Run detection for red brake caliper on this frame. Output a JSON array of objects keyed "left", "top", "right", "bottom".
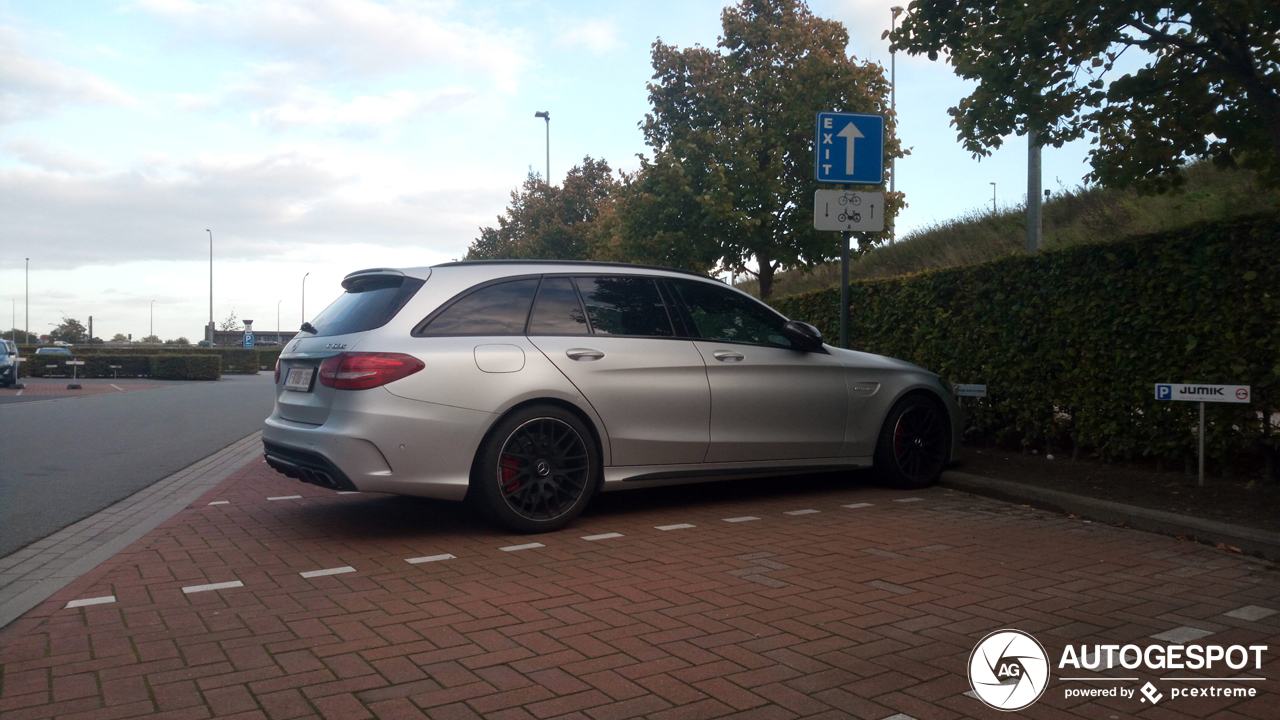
[{"left": 500, "top": 454, "right": 521, "bottom": 492}]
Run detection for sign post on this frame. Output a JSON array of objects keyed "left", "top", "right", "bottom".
[
  {"left": 66, "top": 359, "right": 85, "bottom": 390},
  {"left": 1154, "top": 383, "right": 1251, "bottom": 487},
  {"left": 815, "top": 111, "right": 886, "bottom": 350},
  {"left": 243, "top": 319, "right": 255, "bottom": 350}
]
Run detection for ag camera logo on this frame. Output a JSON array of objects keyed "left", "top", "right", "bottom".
[{"left": 969, "top": 630, "right": 1050, "bottom": 711}]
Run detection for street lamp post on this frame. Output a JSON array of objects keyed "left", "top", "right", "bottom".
[
  {"left": 206, "top": 229, "right": 214, "bottom": 343},
  {"left": 302, "top": 272, "right": 310, "bottom": 325},
  {"left": 534, "top": 111, "right": 550, "bottom": 183},
  {"left": 150, "top": 300, "right": 155, "bottom": 341},
  {"left": 990, "top": 182, "right": 997, "bottom": 213},
  {"left": 277, "top": 300, "right": 282, "bottom": 342},
  {"left": 24, "top": 258, "right": 29, "bottom": 346},
  {"left": 889, "top": 6, "right": 903, "bottom": 244}
]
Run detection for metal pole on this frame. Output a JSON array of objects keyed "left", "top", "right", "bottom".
[
  {"left": 1026, "top": 132, "right": 1042, "bottom": 254},
  {"left": 150, "top": 300, "right": 154, "bottom": 341},
  {"left": 990, "top": 182, "right": 996, "bottom": 213},
  {"left": 545, "top": 117, "right": 550, "bottom": 184},
  {"left": 277, "top": 300, "right": 281, "bottom": 341},
  {"left": 302, "top": 272, "right": 310, "bottom": 324},
  {"left": 206, "top": 229, "right": 213, "bottom": 341},
  {"left": 840, "top": 230, "right": 850, "bottom": 349},
  {"left": 889, "top": 7, "right": 901, "bottom": 244},
  {"left": 1198, "top": 401, "right": 1205, "bottom": 487},
  {"left": 25, "top": 258, "right": 29, "bottom": 346}
]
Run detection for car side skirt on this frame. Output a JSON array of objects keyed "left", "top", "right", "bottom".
[{"left": 602, "top": 456, "right": 873, "bottom": 490}]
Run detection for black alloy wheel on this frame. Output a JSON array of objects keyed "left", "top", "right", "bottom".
[
  {"left": 874, "top": 395, "right": 950, "bottom": 488},
  {"left": 472, "top": 405, "right": 599, "bottom": 533}
]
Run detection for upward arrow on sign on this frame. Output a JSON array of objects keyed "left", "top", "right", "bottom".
[{"left": 836, "top": 122, "right": 863, "bottom": 175}]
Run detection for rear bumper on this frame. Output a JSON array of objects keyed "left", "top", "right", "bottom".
[{"left": 263, "top": 442, "right": 358, "bottom": 491}]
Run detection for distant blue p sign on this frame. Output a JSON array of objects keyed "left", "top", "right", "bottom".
[
  {"left": 814, "top": 111, "right": 885, "bottom": 185},
  {"left": 1156, "top": 384, "right": 1172, "bottom": 400}
]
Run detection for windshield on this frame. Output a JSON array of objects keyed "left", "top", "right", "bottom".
[{"left": 307, "top": 276, "right": 424, "bottom": 338}]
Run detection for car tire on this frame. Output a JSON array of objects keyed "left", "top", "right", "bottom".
[
  {"left": 470, "top": 404, "right": 600, "bottom": 534},
  {"left": 873, "top": 393, "right": 951, "bottom": 489}
]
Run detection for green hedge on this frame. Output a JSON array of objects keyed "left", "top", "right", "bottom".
[
  {"left": 18, "top": 354, "right": 221, "bottom": 381},
  {"left": 771, "top": 212, "right": 1280, "bottom": 469},
  {"left": 30, "top": 346, "right": 260, "bottom": 374}
]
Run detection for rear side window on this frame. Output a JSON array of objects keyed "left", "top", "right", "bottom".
[
  {"left": 576, "top": 276, "right": 674, "bottom": 337},
  {"left": 527, "top": 277, "right": 589, "bottom": 335},
  {"left": 308, "top": 276, "right": 425, "bottom": 338},
  {"left": 417, "top": 278, "right": 538, "bottom": 336},
  {"left": 671, "top": 280, "right": 793, "bottom": 348}
]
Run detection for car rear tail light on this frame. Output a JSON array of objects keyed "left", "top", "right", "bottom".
[
  {"left": 318, "top": 352, "right": 424, "bottom": 390},
  {"left": 274, "top": 357, "right": 281, "bottom": 384}
]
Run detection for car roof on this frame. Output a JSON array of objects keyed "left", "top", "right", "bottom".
[{"left": 342, "top": 261, "right": 718, "bottom": 285}]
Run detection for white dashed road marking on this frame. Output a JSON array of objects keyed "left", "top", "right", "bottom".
[
  {"left": 1151, "top": 626, "right": 1214, "bottom": 643},
  {"left": 405, "top": 554, "right": 456, "bottom": 564},
  {"left": 300, "top": 566, "right": 356, "bottom": 578},
  {"left": 655, "top": 524, "right": 695, "bottom": 531},
  {"left": 893, "top": 497, "right": 923, "bottom": 503},
  {"left": 582, "top": 533, "right": 624, "bottom": 541},
  {"left": 843, "top": 503, "right": 874, "bottom": 509},
  {"left": 1224, "top": 605, "right": 1277, "bottom": 621},
  {"left": 182, "top": 581, "right": 244, "bottom": 594},
  {"left": 208, "top": 501, "right": 229, "bottom": 505},
  {"left": 268, "top": 495, "right": 302, "bottom": 501},
  {"left": 723, "top": 516, "right": 760, "bottom": 523},
  {"left": 110, "top": 384, "right": 123, "bottom": 391},
  {"left": 500, "top": 543, "right": 545, "bottom": 552},
  {"left": 784, "top": 509, "right": 819, "bottom": 515},
  {"left": 336, "top": 491, "right": 360, "bottom": 495},
  {"left": 65, "top": 596, "right": 116, "bottom": 609}
]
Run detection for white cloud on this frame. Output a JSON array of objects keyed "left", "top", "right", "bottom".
[
  {"left": 5, "top": 139, "right": 109, "bottom": 174},
  {"left": 133, "top": 0, "right": 527, "bottom": 90},
  {"left": 0, "top": 145, "right": 511, "bottom": 270},
  {"left": 557, "top": 19, "right": 622, "bottom": 55},
  {"left": 0, "top": 25, "right": 136, "bottom": 124}
]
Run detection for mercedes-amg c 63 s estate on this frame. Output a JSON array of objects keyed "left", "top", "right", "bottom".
[{"left": 263, "top": 261, "right": 961, "bottom": 533}]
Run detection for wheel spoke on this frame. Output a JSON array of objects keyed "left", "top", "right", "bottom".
[{"left": 498, "top": 416, "right": 591, "bottom": 522}]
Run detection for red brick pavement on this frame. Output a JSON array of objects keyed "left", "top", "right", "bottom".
[
  {"left": 1, "top": 459, "right": 1277, "bottom": 720},
  {"left": 1, "top": 381, "right": 167, "bottom": 398}
]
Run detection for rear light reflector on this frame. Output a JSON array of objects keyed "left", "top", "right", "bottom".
[
  {"left": 318, "top": 352, "right": 424, "bottom": 390},
  {"left": 274, "top": 357, "right": 281, "bottom": 384}
]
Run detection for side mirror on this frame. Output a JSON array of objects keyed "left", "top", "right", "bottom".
[{"left": 782, "top": 320, "right": 825, "bottom": 352}]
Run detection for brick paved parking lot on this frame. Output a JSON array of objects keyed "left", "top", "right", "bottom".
[{"left": 1, "top": 459, "right": 1277, "bottom": 720}]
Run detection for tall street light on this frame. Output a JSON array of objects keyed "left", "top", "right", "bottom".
[
  {"left": 206, "top": 229, "right": 214, "bottom": 343},
  {"left": 889, "top": 6, "right": 903, "bottom": 244},
  {"left": 534, "top": 111, "right": 550, "bottom": 183},
  {"left": 24, "top": 258, "right": 29, "bottom": 346},
  {"left": 990, "top": 182, "right": 997, "bottom": 213},
  {"left": 277, "top": 300, "right": 282, "bottom": 341},
  {"left": 302, "top": 272, "right": 310, "bottom": 325},
  {"left": 150, "top": 299, "right": 155, "bottom": 341}
]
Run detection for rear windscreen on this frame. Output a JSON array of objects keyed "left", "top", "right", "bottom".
[{"left": 307, "top": 276, "right": 425, "bottom": 338}]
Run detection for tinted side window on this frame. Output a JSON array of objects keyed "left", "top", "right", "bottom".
[
  {"left": 527, "top": 277, "right": 589, "bottom": 335},
  {"left": 418, "top": 279, "right": 538, "bottom": 336},
  {"left": 309, "top": 276, "right": 425, "bottom": 338},
  {"left": 672, "top": 280, "right": 793, "bottom": 348},
  {"left": 576, "top": 276, "right": 674, "bottom": 337}
]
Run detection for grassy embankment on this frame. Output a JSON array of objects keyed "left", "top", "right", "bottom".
[{"left": 738, "top": 163, "right": 1278, "bottom": 298}]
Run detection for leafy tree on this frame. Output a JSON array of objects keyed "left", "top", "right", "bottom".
[
  {"left": 110, "top": 333, "right": 129, "bottom": 342},
  {"left": 219, "top": 310, "right": 241, "bottom": 332},
  {"left": 165, "top": 337, "right": 191, "bottom": 346},
  {"left": 890, "top": 1, "right": 1280, "bottom": 192},
  {"left": 642, "top": 0, "right": 897, "bottom": 298},
  {"left": 2, "top": 329, "right": 37, "bottom": 344},
  {"left": 466, "top": 158, "right": 618, "bottom": 261},
  {"left": 139, "top": 334, "right": 162, "bottom": 344},
  {"left": 50, "top": 317, "right": 87, "bottom": 343}
]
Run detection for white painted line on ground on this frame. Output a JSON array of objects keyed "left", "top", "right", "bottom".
[
  {"left": 299, "top": 566, "right": 356, "bottom": 578},
  {"left": 267, "top": 495, "right": 302, "bottom": 501},
  {"left": 500, "top": 542, "right": 545, "bottom": 552},
  {"left": 207, "top": 501, "right": 229, "bottom": 505},
  {"left": 784, "top": 509, "right": 819, "bottom": 515},
  {"left": 582, "top": 532, "right": 624, "bottom": 541},
  {"left": 182, "top": 581, "right": 244, "bottom": 594},
  {"left": 1224, "top": 605, "right": 1277, "bottom": 621},
  {"left": 893, "top": 497, "right": 923, "bottom": 503},
  {"left": 843, "top": 503, "right": 874, "bottom": 509},
  {"left": 723, "top": 516, "right": 760, "bottom": 523},
  {"left": 883, "top": 714, "right": 919, "bottom": 720},
  {"left": 405, "top": 553, "right": 456, "bottom": 564},
  {"left": 655, "top": 523, "right": 695, "bottom": 531},
  {"left": 1151, "top": 626, "right": 1214, "bottom": 643},
  {"left": 336, "top": 491, "right": 360, "bottom": 495},
  {"left": 65, "top": 595, "right": 116, "bottom": 609},
  {"left": 15, "top": 390, "right": 22, "bottom": 396},
  {"left": 110, "top": 384, "right": 123, "bottom": 391}
]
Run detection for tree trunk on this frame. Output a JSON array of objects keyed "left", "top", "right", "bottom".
[{"left": 758, "top": 260, "right": 776, "bottom": 300}]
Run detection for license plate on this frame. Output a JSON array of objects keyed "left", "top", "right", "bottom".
[{"left": 284, "top": 367, "right": 315, "bottom": 392}]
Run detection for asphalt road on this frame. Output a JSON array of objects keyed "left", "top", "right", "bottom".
[{"left": 0, "top": 374, "right": 276, "bottom": 558}]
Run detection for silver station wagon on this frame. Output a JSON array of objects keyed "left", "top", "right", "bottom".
[{"left": 263, "top": 261, "right": 961, "bottom": 532}]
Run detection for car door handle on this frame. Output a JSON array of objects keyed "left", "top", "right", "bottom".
[
  {"left": 712, "top": 350, "right": 745, "bottom": 363},
  {"left": 566, "top": 348, "right": 605, "bottom": 361}
]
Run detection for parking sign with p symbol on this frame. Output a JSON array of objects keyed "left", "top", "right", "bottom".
[{"left": 1157, "top": 384, "right": 1172, "bottom": 400}]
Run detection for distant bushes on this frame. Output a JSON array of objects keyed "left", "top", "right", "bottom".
[{"left": 19, "top": 354, "right": 221, "bottom": 381}]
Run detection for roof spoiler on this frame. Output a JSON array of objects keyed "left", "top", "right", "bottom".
[{"left": 341, "top": 268, "right": 406, "bottom": 291}]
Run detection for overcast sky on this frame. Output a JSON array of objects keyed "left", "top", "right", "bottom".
[{"left": 1, "top": 0, "right": 1099, "bottom": 342}]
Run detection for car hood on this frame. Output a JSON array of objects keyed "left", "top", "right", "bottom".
[{"left": 825, "top": 345, "right": 934, "bottom": 375}]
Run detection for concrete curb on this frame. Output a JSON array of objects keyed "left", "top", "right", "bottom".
[
  {"left": 941, "top": 470, "right": 1280, "bottom": 562},
  {"left": 0, "top": 432, "right": 262, "bottom": 631}
]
